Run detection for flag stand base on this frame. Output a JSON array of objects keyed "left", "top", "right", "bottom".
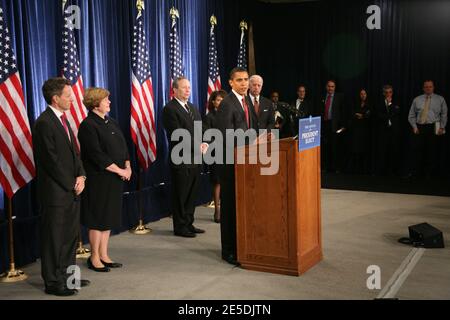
[
  {"left": 0, "top": 264, "right": 28, "bottom": 283},
  {"left": 130, "top": 220, "right": 152, "bottom": 235},
  {"left": 76, "top": 242, "right": 91, "bottom": 259}
]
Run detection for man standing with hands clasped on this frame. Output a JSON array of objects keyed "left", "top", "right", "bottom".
[
  {"left": 407, "top": 80, "right": 447, "bottom": 178},
  {"left": 33, "top": 78, "right": 89, "bottom": 296},
  {"left": 163, "top": 77, "right": 209, "bottom": 238}
]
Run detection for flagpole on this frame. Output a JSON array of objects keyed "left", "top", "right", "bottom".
[
  {"left": 0, "top": 196, "right": 27, "bottom": 283},
  {"left": 129, "top": 167, "right": 152, "bottom": 235}
]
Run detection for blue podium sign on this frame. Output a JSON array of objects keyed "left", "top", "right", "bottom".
[{"left": 298, "top": 116, "right": 321, "bottom": 152}]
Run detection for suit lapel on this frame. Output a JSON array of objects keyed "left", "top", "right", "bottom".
[
  {"left": 173, "top": 99, "right": 193, "bottom": 124},
  {"left": 45, "top": 108, "right": 74, "bottom": 152},
  {"left": 230, "top": 94, "right": 248, "bottom": 129}
]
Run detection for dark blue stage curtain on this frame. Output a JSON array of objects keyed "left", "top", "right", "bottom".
[
  {"left": 0, "top": 0, "right": 235, "bottom": 274},
  {"left": 250, "top": 0, "right": 450, "bottom": 176}
]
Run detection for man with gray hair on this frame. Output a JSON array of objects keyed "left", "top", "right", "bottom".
[
  {"left": 163, "top": 77, "right": 208, "bottom": 237},
  {"left": 248, "top": 75, "right": 275, "bottom": 131}
]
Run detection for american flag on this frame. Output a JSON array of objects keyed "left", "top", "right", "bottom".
[
  {"left": 0, "top": 5, "right": 35, "bottom": 198},
  {"left": 61, "top": 0, "right": 86, "bottom": 146},
  {"left": 207, "top": 16, "right": 221, "bottom": 110},
  {"left": 130, "top": 1, "right": 156, "bottom": 169},
  {"left": 169, "top": 8, "right": 184, "bottom": 99},
  {"left": 237, "top": 22, "right": 247, "bottom": 69}
]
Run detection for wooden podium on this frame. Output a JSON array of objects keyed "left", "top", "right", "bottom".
[{"left": 235, "top": 138, "right": 322, "bottom": 276}]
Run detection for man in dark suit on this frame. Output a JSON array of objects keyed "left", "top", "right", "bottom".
[
  {"left": 216, "top": 67, "right": 259, "bottom": 265},
  {"left": 33, "top": 78, "right": 88, "bottom": 296},
  {"left": 162, "top": 77, "right": 208, "bottom": 238},
  {"left": 248, "top": 75, "right": 275, "bottom": 131},
  {"left": 288, "top": 85, "right": 313, "bottom": 137},
  {"left": 316, "top": 80, "right": 348, "bottom": 173},
  {"left": 270, "top": 91, "right": 290, "bottom": 138},
  {"left": 373, "top": 84, "right": 401, "bottom": 176}
]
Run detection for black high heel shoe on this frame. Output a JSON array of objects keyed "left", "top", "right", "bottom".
[
  {"left": 87, "top": 258, "right": 110, "bottom": 272},
  {"left": 100, "top": 259, "right": 123, "bottom": 268}
]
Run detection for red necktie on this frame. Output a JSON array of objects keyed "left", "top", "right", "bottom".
[
  {"left": 324, "top": 94, "right": 332, "bottom": 121},
  {"left": 61, "top": 114, "right": 80, "bottom": 154},
  {"left": 60, "top": 114, "right": 71, "bottom": 140},
  {"left": 254, "top": 96, "right": 260, "bottom": 115},
  {"left": 242, "top": 97, "right": 250, "bottom": 128}
]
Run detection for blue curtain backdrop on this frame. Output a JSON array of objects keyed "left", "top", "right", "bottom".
[{"left": 0, "top": 0, "right": 244, "bottom": 273}]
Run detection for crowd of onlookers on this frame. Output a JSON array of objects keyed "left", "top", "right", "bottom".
[{"left": 268, "top": 79, "right": 447, "bottom": 178}]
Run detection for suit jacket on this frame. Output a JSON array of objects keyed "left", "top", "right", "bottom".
[
  {"left": 316, "top": 92, "right": 348, "bottom": 132},
  {"left": 249, "top": 96, "right": 275, "bottom": 130},
  {"left": 290, "top": 98, "right": 313, "bottom": 119},
  {"left": 216, "top": 93, "right": 259, "bottom": 148},
  {"left": 162, "top": 99, "right": 203, "bottom": 168},
  {"left": 288, "top": 98, "right": 314, "bottom": 137},
  {"left": 373, "top": 98, "right": 401, "bottom": 132},
  {"left": 32, "top": 107, "right": 85, "bottom": 206}
]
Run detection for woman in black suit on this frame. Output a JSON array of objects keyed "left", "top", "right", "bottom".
[
  {"left": 78, "top": 88, "right": 131, "bottom": 272},
  {"left": 203, "top": 90, "right": 226, "bottom": 223}
]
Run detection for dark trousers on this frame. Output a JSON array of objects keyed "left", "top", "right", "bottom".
[
  {"left": 321, "top": 121, "right": 345, "bottom": 172},
  {"left": 218, "top": 164, "right": 237, "bottom": 258},
  {"left": 375, "top": 127, "right": 399, "bottom": 175},
  {"left": 170, "top": 166, "right": 200, "bottom": 233},
  {"left": 40, "top": 200, "right": 79, "bottom": 289},
  {"left": 411, "top": 124, "right": 438, "bottom": 176}
]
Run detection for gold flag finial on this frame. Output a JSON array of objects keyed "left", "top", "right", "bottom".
[
  {"left": 240, "top": 20, "right": 248, "bottom": 31},
  {"left": 210, "top": 15, "right": 217, "bottom": 26},
  {"left": 170, "top": 7, "right": 180, "bottom": 21},
  {"left": 137, "top": 0, "right": 145, "bottom": 13},
  {"left": 62, "top": 0, "right": 67, "bottom": 13}
]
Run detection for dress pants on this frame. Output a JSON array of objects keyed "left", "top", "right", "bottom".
[
  {"left": 411, "top": 123, "right": 438, "bottom": 176},
  {"left": 218, "top": 163, "right": 237, "bottom": 258},
  {"left": 40, "top": 199, "right": 79, "bottom": 289},
  {"left": 321, "top": 121, "right": 342, "bottom": 172},
  {"left": 170, "top": 166, "right": 200, "bottom": 233}
]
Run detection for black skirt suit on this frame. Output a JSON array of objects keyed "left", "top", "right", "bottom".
[{"left": 78, "top": 112, "right": 130, "bottom": 231}]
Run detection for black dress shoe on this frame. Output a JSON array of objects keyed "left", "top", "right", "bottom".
[
  {"left": 100, "top": 260, "right": 123, "bottom": 268},
  {"left": 45, "top": 286, "right": 77, "bottom": 297},
  {"left": 80, "top": 279, "right": 90, "bottom": 287},
  {"left": 189, "top": 226, "right": 205, "bottom": 234},
  {"left": 174, "top": 231, "right": 196, "bottom": 238},
  {"left": 222, "top": 254, "right": 240, "bottom": 266},
  {"left": 87, "top": 258, "right": 111, "bottom": 272}
]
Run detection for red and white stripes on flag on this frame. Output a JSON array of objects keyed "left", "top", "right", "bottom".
[
  {"left": 0, "top": 6, "right": 35, "bottom": 198},
  {"left": 62, "top": 0, "right": 87, "bottom": 146},
  {"left": 130, "top": 5, "right": 157, "bottom": 169},
  {"left": 207, "top": 16, "right": 221, "bottom": 111}
]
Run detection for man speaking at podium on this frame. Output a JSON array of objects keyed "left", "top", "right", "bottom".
[{"left": 216, "top": 67, "right": 259, "bottom": 265}]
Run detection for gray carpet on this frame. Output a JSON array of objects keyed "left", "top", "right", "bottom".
[{"left": 1, "top": 189, "right": 449, "bottom": 300}]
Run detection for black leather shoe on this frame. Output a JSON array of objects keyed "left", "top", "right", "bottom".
[
  {"left": 174, "top": 231, "right": 196, "bottom": 238},
  {"left": 87, "top": 258, "right": 111, "bottom": 272},
  {"left": 222, "top": 254, "right": 240, "bottom": 266},
  {"left": 100, "top": 260, "right": 123, "bottom": 268},
  {"left": 190, "top": 226, "right": 205, "bottom": 234},
  {"left": 45, "top": 286, "right": 77, "bottom": 297},
  {"left": 80, "top": 279, "right": 90, "bottom": 287}
]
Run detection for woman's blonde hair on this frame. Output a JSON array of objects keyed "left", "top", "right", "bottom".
[{"left": 83, "top": 87, "right": 110, "bottom": 111}]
